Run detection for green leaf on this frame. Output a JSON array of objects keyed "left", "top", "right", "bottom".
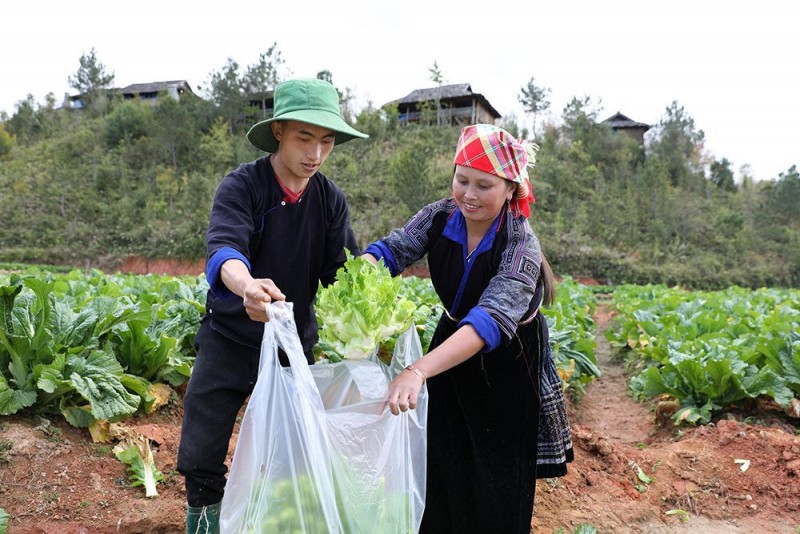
[
  {"left": 115, "top": 440, "right": 164, "bottom": 497},
  {"left": 61, "top": 404, "right": 96, "bottom": 427},
  {"left": 665, "top": 509, "right": 690, "bottom": 522},
  {"left": 316, "top": 252, "right": 417, "bottom": 360},
  {"left": 636, "top": 466, "right": 652, "bottom": 484},
  {"left": 67, "top": 350, "right": 141, "bottom": 421},
  {"left": 0, "top": 283, "right": 23, "bottom": 336},
  {"left": 35, "top": 354, "right": 68, "bottom": 394},
  {"left": 91, "top": 297, "right": 151, "bottom": 339},
  {"left": 0, "top": 374, "right": 37, "bottom": 415},
  {"left": 0, "top": 506, "right": 9, "bottom": 534},
  {"left": 120, "top": 374, "right": 156, "bottom": 413}
]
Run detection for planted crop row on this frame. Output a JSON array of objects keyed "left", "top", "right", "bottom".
[
  {"left": 0, "top": 268, "right": 207, "bottom": 426},
  {"left": 0, "top": 268, "right": 600, "bottom": 428},
  {"left": 606, "top": 284, "right": 800, "bottom": 423},
  {"left": 543, "top": 277, "right": 600, "bottom": 396}
]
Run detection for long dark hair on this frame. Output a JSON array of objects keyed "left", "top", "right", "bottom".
[
  {"left": 540, "top": 252, "right": 556, "bottom": 307},
  {"left": 507, "top": 180, "right": 556, "bottom": 306}
]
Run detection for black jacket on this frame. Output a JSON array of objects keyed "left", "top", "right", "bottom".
[{"left": 204, "top": 156, "right": 359, "bottom": 353}]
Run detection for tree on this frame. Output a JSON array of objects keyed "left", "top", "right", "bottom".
[
  {"left": 518, "top": 77, "right": 551, "bottom": 137},
  {"left": 5, "top": 95, "right": 42, "bottom": 144},
  {"left": 207, "top": 58, "right": 245, "bottom": 133},
  {"left": 150, "top": 97, "right": 197, "bottom": 168},
  {"left": 243, "top": 43, "right": 287, "bottom": 119},
  {"left": 766, "top": 165, "right": 800, "bottom": 225},
  {"left": 68, "top": 48, "right": 115, "bottom": 113},
  {"left": 198, "top": 117, "right": 236, "bottom": 177},
  {"left": 316, "top": 70, "right": 333, "bottom": 84},
  {"left": 428, "top": 60, "right": 445, "bottom": 125},
  {"left": 0, "top": 123, "right": 14, "bottom": 159},
  {"left": 561, "top": 96, "right": 600, "bottom": 141},
  {"left": 709, "top": 157, "right": 736, "bottom": 191},
  {"left": 648, "top": 101, "right": 705, "bottom": 189},
  {"left": 104, "top": 100, "right": 151, "bottom": 148}
]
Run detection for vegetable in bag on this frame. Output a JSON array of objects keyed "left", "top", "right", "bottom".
[{"left": 315, "top": 252, "right": 417, "bottom": 361}]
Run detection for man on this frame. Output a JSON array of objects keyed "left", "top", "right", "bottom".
[{"left": 177, "top": 78, "right": 368, "bottom": 533}]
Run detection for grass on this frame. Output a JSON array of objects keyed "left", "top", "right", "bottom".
[{"left": 0, "top": 261, "right": 76, "bottom": 273}]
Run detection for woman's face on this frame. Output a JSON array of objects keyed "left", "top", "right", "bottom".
[{"left": 452, "top": 165, "right": 514, "bottom": 227}]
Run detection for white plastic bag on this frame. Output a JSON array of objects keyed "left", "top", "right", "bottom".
[{"left": 220, "top": 302, "right": 427, "bottom": 533}]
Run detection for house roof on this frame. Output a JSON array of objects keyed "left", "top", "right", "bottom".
[
  {"left": 603, "top": 112, "right": 650, "bottom": 130},
  {"left": 394, "top": 83, "right": 474, "bottom": 103},
  {"left": 388, "top": 83, "right": 502, "bottom": 118},
  {"left": 117, "top": 80, "right": 194, "bottom": 94},
  {"left": 67, "top": 80, "right": 195, "bottom": 102}
]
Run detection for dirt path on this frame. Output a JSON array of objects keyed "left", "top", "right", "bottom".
[
  {"left": 533, "top": 300, "right": 800, "bottom": 534},
  {"left": 572, "top": 299, "right": 654, "bottom": 445}
]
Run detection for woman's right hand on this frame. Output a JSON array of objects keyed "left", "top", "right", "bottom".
[{"left": 385, "top": 367, "right": 426, "bottom": 416}]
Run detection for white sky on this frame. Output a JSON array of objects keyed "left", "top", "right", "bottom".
[{"left": 3, "top": 0, "right": 798, "bottom": 181}]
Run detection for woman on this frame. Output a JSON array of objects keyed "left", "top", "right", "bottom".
[{"left": 363, "top": 124, "right": 572, "bottom": 533}]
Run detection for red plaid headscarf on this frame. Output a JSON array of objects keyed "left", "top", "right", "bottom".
[{"left": 453, "top": 124, "right": 538, "bottom": 218}]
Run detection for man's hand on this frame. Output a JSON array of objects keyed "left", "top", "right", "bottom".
[
  {"left": 242, "top": 278, "right": 285, "bottom": 322},
  {"left": 220, "top": 259, "right": 285, "bottom": 322}
]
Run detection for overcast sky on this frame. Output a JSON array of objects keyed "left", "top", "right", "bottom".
[{"left": 3, "top": 0, "right": 798, "bottom": 181}]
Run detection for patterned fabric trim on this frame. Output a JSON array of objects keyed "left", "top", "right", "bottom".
[
  {"left": 378, "top": 198, "right": 456, "bottom": 271},
  {"left": 538, "top": 344, "right": 574, "bottom": 466},
  {"left": 478, "top": 215, "right": 541, "bottom": 340}
]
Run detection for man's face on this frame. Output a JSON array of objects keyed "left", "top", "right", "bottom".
[{"left": 271, "top": 121, "right": 336, "bottom": 180}]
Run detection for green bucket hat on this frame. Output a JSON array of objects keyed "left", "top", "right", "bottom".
[{"left": 246, "top": 78, "right": 368, "bottom": 153}]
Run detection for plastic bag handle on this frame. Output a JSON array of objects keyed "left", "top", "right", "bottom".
[{"left": 260, "top": 300, "right": 322, "bottom": 396}]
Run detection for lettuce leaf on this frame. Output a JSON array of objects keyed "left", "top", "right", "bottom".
[
  {"left": 316, "top": 253, "right": 417, "bottom": 361},
  {"left": 114, "top": 434, "right": 165, "bottom": 498}
]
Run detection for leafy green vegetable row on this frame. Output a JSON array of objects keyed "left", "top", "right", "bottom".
[
  {"left": 543, "top": 277, "right": 601, "bottom": 396},
  {"left": 0, "top": 269, "right": 206, "bottom": 425},
  {"left": 0, "top": 266, "right": 601, "bottom": 427},
  {"left": 606, "top": 284, "right": 800, "bottom": 424}
]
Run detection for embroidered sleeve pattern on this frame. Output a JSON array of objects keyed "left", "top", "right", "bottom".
[
  {"left": 478, "top": 216, "right": 541, "bottom": 340},
  {"left": 381, "top": 199, "right": 455, "bottom": 272}
]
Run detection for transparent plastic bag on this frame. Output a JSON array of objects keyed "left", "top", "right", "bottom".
[{"left": 220, "top": 302, "right": 427, "bottom": 533}]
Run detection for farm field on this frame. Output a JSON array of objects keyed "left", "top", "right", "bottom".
[{"left": 0, "top": 270, "right": 798, "bottom": 533}]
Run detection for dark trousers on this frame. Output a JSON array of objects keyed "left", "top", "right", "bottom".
[
  {"left": 177, "top": 319, "right": 313, "bottom": 507},
  {"left": 177, "top": 320, "right": 261, "bottom": 507}
]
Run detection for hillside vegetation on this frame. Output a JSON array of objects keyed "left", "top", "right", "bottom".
[{"left": 1, "top": 82, "right": 798, "bottom": 289}]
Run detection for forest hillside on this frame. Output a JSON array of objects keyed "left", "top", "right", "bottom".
[{"left": 1, "top": 56, "right": 798, "bottom": 289}]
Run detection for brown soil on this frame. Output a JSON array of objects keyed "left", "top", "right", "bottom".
[
  {"left": 533, "top": 299, "right": 800, "bottom": 534},
  {"left": 1, "top": 299, "right": 799, "bottom": 533},
  {"left": 116, "top": 257, "right": 206, "bottom": 277}
]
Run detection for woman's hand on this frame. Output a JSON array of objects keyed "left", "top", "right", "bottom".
[
  {"left": 386, "top": 367, "right": 426, "bottom": 416},
  {"left": 384, "top": 325, "right": 486, "bottom": 415},
  {"left": 361, "top": 253, "right": 378, "bottom": 265}
]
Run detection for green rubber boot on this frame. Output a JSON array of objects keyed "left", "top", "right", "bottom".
[{"left": 186, "top": 501, "right": 221, "bottom": 534}]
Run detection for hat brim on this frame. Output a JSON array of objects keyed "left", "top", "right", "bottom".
[{"left": 247, "top": 109, "right": 368, "bottom": 153}]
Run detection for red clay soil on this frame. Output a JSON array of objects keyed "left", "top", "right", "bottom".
[
  {"left": 1, "top": 301, "right": 798, "bottom": 533},
  {"left": 114, "top": 257, "right": 431, "bottom": 280},
  {"left": 116, "top": 257, "right": 206, "bottom": 277}
]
